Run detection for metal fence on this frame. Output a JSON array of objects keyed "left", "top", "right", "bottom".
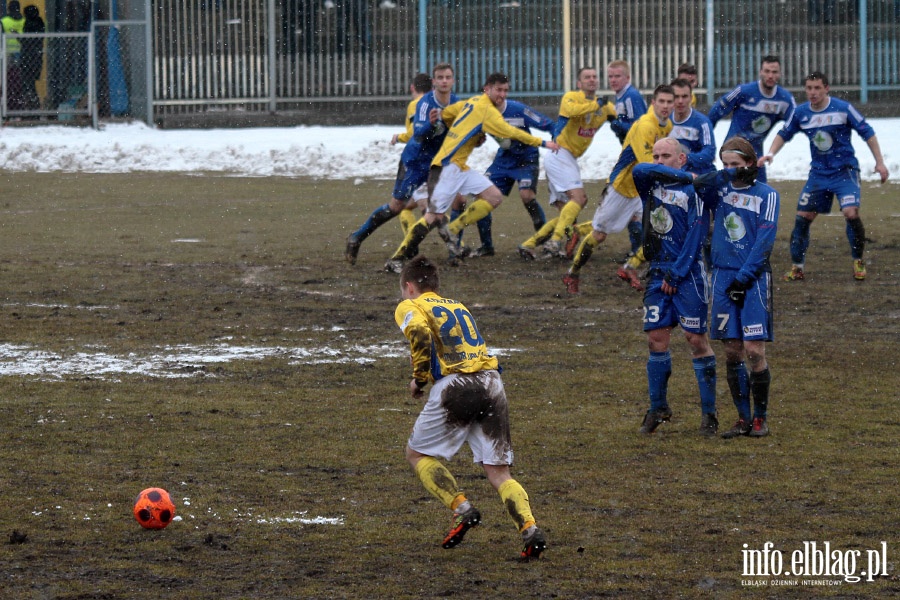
[
  {"left": 3, "top": 1, "right": 899, "bottom": 123},
  {"left": 152, "top": 0, "right": 900, "bottom": 119}
]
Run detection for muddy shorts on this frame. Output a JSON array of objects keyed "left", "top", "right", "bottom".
[{"left": 408, "top": 370, "right": 513, "bottom": 466}]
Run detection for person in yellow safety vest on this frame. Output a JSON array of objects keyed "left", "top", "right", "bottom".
[
  {"left": 1, "top": 1, "right": 25, "bottom": 57},
  {"left": 2, "top": 1, "right": 26, "bottom": 111}
]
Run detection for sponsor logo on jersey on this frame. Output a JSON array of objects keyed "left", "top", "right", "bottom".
[
  {"left": 811, "top": 130, "right": 834, "bottom": 152},
  {"left": 751, "top": 115, "right": 773, "bottom": 134},
  {"left": 803, "top": 111, "right": 848, "bottom": 129},
  {"left": 650, "top": 205, "right": 674, "bottom": 234},
  {"left": 657, "top": 187, "right": 690, "bottom": 212},
  {"left": 671, "top": 125, "right": 700, "bottom": 142},
  {"left": 578, "top": 127, "right": 598, "bottom": 138},
  {"left": 723, "top": 191, "right": 763, "bottom": 214},
  {"left": 723, "top": 211, "right": 747, "bottom": 241},
  {"left": 743, "top": 323, "right": 764, "bottom": 336}
]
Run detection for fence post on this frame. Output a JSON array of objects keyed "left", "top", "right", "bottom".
[
  {"left": 418, "top": 0, "right": 427, "bottom": 76},
  {"left": 1, "top": 33, "right": 5, "bottom": 119},
  {"left": 859, "top": 0, "right": 868, "bottom": 104},
  {"left": 705, "top": 0, "right": 714, "bottom": 104},
  {"left": 145, "top": 0, "right": 153, "bottom": 124},
  {"left": 267, "top": 0, "right": 276, "bottom": 112}
]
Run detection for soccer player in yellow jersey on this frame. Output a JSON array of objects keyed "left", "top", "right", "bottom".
[
  {"left": 562, "top": 84, "right": 675, "bottom": 295},
  {"left": 384, "top": 73, "right": 560, "bottom": 273},
  {"left": 395, "top": 255, "right": 547, "bottom": 559},
  {"left": 518, "top": 67, "right": 616, "bottom": 260},
  {"left": 346, "top": 69, "right": 451, "bottom": 265}
]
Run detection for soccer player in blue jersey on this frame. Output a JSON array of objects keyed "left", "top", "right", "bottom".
[
  {"left": 609, "top": 60, "right": 649, "bottom": 256},
  {"left": 708, "top": 55, "right": 796, "bottom": 183},
  {"left": 759, "top": 71, "right": 889, "bottom": 282},
  {"left": 395, "top": 255, "right": 546, "bottom": 559},
  {"left": 608, "top": 60, "right": 648, "bottom": 144},
  {"left": 456, "top": 98, "right": 556, "bottom": 257},
  {"left": 632, "top": 139, "right": 718, "bottom": 437},
  {"left": 692, "top": 137, "right": 780, "bottom": 439},
  {"left": 669, "top": 79, "right": 716, "bottom": 175},
  {"left": 345, "top": 65, "right": 456, "bottom": 265}
]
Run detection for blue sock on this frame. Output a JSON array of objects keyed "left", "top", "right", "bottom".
[
  {"left": 627, "top": 220, "right": 643, "bottom": 254},
  {"left": 476, "top": 213, "right": 493, "bottom": 249},
  {"left": 351, "top": 203, "right": 394, "bottom": 242},
  {"left": 846, "top": 217, "right": 865, "bottom": 260},
  {"left": 647, "top": 351, "right": 672, "bottom": 412},
  {"left": 789, "top": 215, "right": 813, "bottom": 265},
  {"left": 725, "top": 361, "right": 751, "bottom": 421},
  {"left": 750, "top": 368, "right": 771, "bottom": 420},
  {"left": 692, "top": 355, "right": 717, "bottom": 415}
]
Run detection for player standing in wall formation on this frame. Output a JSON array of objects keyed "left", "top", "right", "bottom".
[
  {"left": 345, "top": 66, "right": 457, "bottom": 265},
  {"left": 676, "top": 63, "right": 700, "bottom": 108},
  {"left": 619, "top": 76, "right": 718, "bottom": 276},
  {"left": 690, "top": 137, "right": 779, "bottom": 439},
  {"left": 758, "top": 71, "right": 889, "bottom": 282},
  {"left": 383, "top": 73, "right": 560, "bottom": 274},
  {"left": 707, "top": 55, "right": 796, "bottom": 183},
  {"left": 394, "top": 256, "right": 547, "bottom": 559},
  {"left": 631, "top": 139, "right": 718, "bottom": 436},
  {"left": 608, "top": 60, "right": 650, "bottom": 258},
  {"left": 450, "top": 97, "right": 556, "bottom": 258},
  {"left": 516, "top": 67, "right": 616, "bottom": 260},
  {"left": 561, "top": 84, "right": 675, "bottom": 295}
]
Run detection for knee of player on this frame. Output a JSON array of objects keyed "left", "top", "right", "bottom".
[{"left": 405, "top": 445, "right": 427, "bottom": 467}]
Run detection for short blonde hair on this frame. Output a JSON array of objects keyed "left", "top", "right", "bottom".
[{"left": 607, "top": 60, "right": 631, "bottom": 77}]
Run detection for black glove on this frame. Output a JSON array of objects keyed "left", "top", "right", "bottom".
[
  {"left": 735, "top": 165, "right": 759, "bottom": 183},
  {"left": 725, "top": 279, "right": 750, "bottom": 307}
]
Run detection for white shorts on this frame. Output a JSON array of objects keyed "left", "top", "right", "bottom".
[
  {"left": 543, "top": 147, "right": 583, "bottom": 206},
  {"left": 412, "top": 183, "right": 428, "bottom": 203},
  {"left": 407, "top": 370, "right": 514, "bottom": 466},
  {"left": 591, "top": 186, "right": 642, "bottom": 234},
  {"left": 429, "top": 164, "right": 493, "bottom": 214}
]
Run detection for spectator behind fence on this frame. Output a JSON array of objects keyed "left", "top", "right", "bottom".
[
  {"left": 1, "top": 0, "right": 25, "bottom": 111},
  {"left": 20, "top": 4, "right": 43, "bottom": 111},
  {"left": 325, "top": 0, "right": 370, "bottom": 55}
]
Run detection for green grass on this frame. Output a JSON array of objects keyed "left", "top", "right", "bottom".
[{"left": 0, "top": 173, "right": 897, "bottom": 598}]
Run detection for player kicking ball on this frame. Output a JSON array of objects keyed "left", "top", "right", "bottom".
[{"left": 394, "top": 255, "right": 546, "bottom": 559}]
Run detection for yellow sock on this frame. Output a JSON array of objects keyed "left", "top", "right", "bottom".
[
  {"left": 521, "top": 217, "right": 557, "bottom": 248},
  {"left": 570, "top": 232, "right": 599, "bottom": 275},
  {"left": 414, "top": 457, "right": 461, "bottom": 510},
  {"left": 398, "top": 209, "right": 417, "bottom": 235},
  {"left": 497, "top": 479, "right": 535, "bottom": 532},
  {"left": 391, "top": 217, "right": 428, "bottom": 260},
  {"left": 574, "top": 220, "right": 593, "bottom": 237},
  {"left": 552, "top": 201, "right": 583, "bottom": 241},
  {"left": 448, "top": 199, "right": 493, "bottom": 235},
  {"left": 625, "top": 247, "right": 646, "bottom": 269}
]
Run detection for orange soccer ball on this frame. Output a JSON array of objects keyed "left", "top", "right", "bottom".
[{"left": 133, "top": 487, "right": 176, "bottom": 530}]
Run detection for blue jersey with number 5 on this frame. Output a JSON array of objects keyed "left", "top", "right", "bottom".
[{"left": 395, "top": 291, "right": 498, "bottom": 383}]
